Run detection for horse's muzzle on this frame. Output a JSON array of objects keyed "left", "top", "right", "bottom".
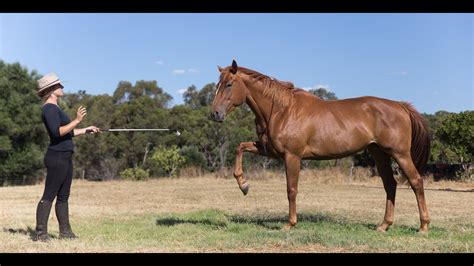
[{"left": 210, "top": 111, "right": 225, "bottom": 122}]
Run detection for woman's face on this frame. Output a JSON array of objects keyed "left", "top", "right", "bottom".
[{"left": 52, "top": 84, "right": 64, "bottom": 97}]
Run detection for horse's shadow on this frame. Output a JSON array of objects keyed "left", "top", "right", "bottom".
[
  {"left": 227, "top": 213, "right": 346, "bottom": 230},
  {"left": 3, "top": 226, "right": 57, "bottom": 240},
  {"left": 155, "top": 217, "right": 228, "bottom": 229},
  {"left": 155, "top": 212, "right": 379, "bottom": 231},
  {"left": 155, "top": 211, "right": 440, "bottom": 234}
]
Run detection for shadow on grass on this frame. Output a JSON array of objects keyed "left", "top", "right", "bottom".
[
  {"left": 155, "top": 210, "right": 447, "bottom": 236},
  {"left": 155, "top": 211, "right": 371, "bottom": 230},
  {"left": 228, "top": 213, "right": 346, "bottom": 230},
  {"left": 155, "top": 218, "right": 227, "bottom": 228},
  {"left": 3, "top": 226, "right": 58, "bottom": 241}
]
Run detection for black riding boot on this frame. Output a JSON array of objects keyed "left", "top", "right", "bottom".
[
  {"left": 55, "top": 201, "right": 77, "bottom": 239},
  {"left": 34, "top": 199, "right": 53, "bottom": 241}
]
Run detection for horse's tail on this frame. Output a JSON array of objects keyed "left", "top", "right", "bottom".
[{"left": 400, "top": 102, "right": 431, "bottom": 176}]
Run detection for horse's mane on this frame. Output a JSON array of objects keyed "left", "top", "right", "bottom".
[{"left": 238, "top": 67, "right": 297, "bottom": 107}]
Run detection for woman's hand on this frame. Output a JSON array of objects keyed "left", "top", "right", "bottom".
[
  {"left": 85, "top": 126, "right": 101, "bottom": 134},
  {"left": 76, "top": 106, "right": 87, "bottom": 122}
]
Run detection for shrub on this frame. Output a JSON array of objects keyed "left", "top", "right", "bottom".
[{"left": 119, "top": 167, "right": 149, "bottom": 181}]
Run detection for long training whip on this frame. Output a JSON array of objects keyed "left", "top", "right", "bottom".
[{"left": 86, "top": 128, "right": 181, "bottom": 136}]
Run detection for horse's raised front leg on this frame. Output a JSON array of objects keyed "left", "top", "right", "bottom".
[
  {"left": 233, "top": 141, "right": 262, "bottom": 195},
  {"left": 282, "top": 152, "right": 301, "bottom": 230}
]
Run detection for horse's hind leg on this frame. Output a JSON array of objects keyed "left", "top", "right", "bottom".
[
  {"left": 233, "top": 141, "right": 261, "bottom": 195},
  {"left": 368, "top": 144, "right": 397, "bottom": 232},
  {"left": 392, "top": 152, "right": 430, "bottom": 233}
]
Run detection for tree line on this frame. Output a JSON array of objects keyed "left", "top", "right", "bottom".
[{"left": 0, "top": 60, "right": 472, "bottom": 185}]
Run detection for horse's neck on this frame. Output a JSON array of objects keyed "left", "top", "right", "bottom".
[
  {"left": 246, "top": 94, "right": 267, "bottom": 130},
  {"left": 244, "top": 81, "right": 282, "bottom": 129}
]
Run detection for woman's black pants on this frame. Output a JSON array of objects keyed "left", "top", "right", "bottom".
[{"left": 41, "top": 150, "right": 73, "bottom": 202}]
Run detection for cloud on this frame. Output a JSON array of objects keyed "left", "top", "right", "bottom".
[
  {"left": 172, "top": 68, "right": 199, "bottom": 75},
  {"left": 178, "top": 88, "right": 187, "bottom": 94},
  {"left": 172, "top": 69, "right": 186, "bottom": 75},
  {"left": 389, "top": 70, "right": 408, "bottom": 76},
  {"left": 155, "top": 60, "right": 164, "bottom": 65}
]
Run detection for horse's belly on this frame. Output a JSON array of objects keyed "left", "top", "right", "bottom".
[{"left": 303, "top": 134, "right": 371, "bottom": 159}]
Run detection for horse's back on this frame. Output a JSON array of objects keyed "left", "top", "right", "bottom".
[{"left": 296, "top": 94, "right": 407, "bottom": 118}]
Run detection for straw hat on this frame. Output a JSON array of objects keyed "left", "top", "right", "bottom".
[{"left": 37, "top": 73, "right": 62, "bottom": 97}]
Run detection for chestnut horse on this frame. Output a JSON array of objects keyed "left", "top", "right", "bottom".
[{"left": 211, "top": 60, "right": 431, "bottom": 233}]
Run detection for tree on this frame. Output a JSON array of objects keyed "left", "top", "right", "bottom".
[
  {"left": 436, "top": 111, "right": 473, "bottom": 178},
  {"left": 183, "top": 85, "right": 200, "bottom": 109},
  {"left": 109, "top": 96, "right": 172, "bottom": 169},
  {"left": 150, "top": 145, "right": 186, "bottom": 177},
  {"left": 0, "top": 60, "right": 47, "bottom": 185},
  {"left": 183, "top": 83, "right": 216, "bottom": 109},
  {"left": 112, "top": 80, "right": 172, "bottom": 108},
  {"left": 308, "top": 87, "right": 337, "bottom": 100},
  {"left": 198, "top": 83, "right": 216, "bottom": 107}
]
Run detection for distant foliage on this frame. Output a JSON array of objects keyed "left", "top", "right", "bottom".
[
  {"left": 119, "top": 167, "right": 149, "bottom": 181},
  {"left": 308, "top": 87, "right": 337, "bottom": 100},
  {"left": 425, "top": 111, "right": 472, "bottom": 158},
  {"left": 0, "top": 60, "right": 47, "bottom": 185},
  {"left": 436, "top": 111, "right": 473, "bottom": 164},
  {"left": 150, "top": 145, "right": 186, "bottom": 177}
]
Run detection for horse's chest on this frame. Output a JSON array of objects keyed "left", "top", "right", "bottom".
[
  {"left": 256, "top": 124, "right": 269, "bottom": 145},
  {"left": 256, "top": 124, "right": 285, "bottom": 156}
]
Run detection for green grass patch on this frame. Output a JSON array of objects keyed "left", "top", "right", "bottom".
[{"left": 73, "top": 209, "right": 473, "bottom": 252}]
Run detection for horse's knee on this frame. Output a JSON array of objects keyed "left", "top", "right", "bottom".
[
  {"left": 287, "top": 187, "right": 298, "bottom": 199},
  {"left": 235, "top": 146, "right": 242, "bottom": 155},
  {"left": 236, "top": 142, "right": 249, "bottom": 153},
  {"left": 409, "top": 178, "right": 424, "bottom": 191}
]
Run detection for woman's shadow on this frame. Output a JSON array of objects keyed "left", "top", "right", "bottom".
[{"left": 3, "top": 226, "right": 57, "bottom": 240}]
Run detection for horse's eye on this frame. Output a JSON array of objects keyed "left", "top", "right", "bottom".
[{"left": 226, "top": 82, "right": 232, "bottom": 88}]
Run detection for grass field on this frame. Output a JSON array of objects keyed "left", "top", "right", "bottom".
[{"left": 1, "top": 169, "right": 473, "bottom": 253}]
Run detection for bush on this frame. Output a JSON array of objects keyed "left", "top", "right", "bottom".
[
  {"left": 180, "top": 146, "right": 207, "bottom": 169},
  {"left": 119, "top": 167, "right": 149, "bottom": 181},
  {"left": 150, "top": 145, "right": 186, "bottom": 177}
]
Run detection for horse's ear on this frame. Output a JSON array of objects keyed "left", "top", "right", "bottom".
[
  {"left": 218, "top": 65, "right": 223, "bottom": 72},
  {"left": 231, "top": 60, "right": 238, "bottom": 74}
]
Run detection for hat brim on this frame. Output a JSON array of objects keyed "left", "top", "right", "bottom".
[{"left": 38, "top": 80, "right": 62, "bottom": 93}]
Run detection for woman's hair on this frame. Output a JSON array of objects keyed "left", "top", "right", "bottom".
[
  {"left": 39, "top": 84, "right": 58, "bottom": 102},
  {"left": 41, "top": 91, "right": 54, "bottom": 102}
]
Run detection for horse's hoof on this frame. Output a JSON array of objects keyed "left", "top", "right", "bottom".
[
  {"left": 418, "top": 228, "right": 429, "bottom": 235},
  {"left": 376, "top": 226, "right": 387, "bottom": 233},
  {"left": 241, "top": 183, "right": 249, "bottom": 195},
  {"left": 282, "top": 224, "right": 294, "bottom": 231}
]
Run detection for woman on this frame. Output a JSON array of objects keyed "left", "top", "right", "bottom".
[{"left": 34, "top": 73, "right": 101, "bottom": 241}]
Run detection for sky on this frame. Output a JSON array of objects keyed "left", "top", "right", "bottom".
[{"left": 0, "top": 13, "right": 472, "bottom": 114}]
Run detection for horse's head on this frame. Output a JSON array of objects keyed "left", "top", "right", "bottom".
[{"left": 211, "top": 60, "right": 247, "bottom": 122}]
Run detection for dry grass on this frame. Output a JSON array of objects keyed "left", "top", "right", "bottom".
[{"left": 0, "top": 169, "right": 472, "bottom": 252}]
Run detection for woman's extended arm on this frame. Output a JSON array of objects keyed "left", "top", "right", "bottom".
[
  {"left": 58, "top": 106, "right": 87, "bottom": 137},
  {"left": 73, "top": 126, "right": 101, "bottom": 136}
]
